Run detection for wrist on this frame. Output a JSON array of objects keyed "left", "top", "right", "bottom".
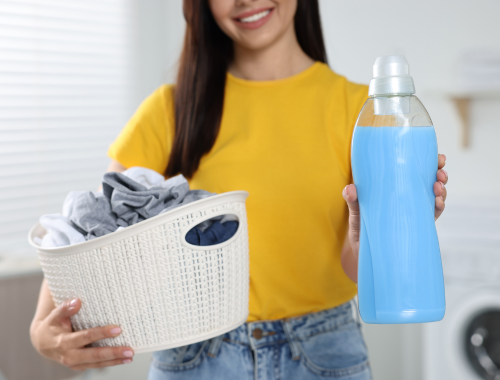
[{"left": 29, "top": 319, "right": 42, "bottom": 348}]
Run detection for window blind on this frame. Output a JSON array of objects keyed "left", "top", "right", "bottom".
[{"left": 0, "top": 0, "right": 135, "bottom": 257}]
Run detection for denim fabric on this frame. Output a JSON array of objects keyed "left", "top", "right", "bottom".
[{"left": 148, "top": 301, "right": 372, "bottom": 380}]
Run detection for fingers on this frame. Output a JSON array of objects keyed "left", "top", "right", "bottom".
[
  {"left": 435, "top": 195, "right": 445, "bottom": 221},
  {"left": 434, "top": 177, "right": 446, "bottom": 220},
  {"left": 342, "top": 184, "right": 358, "bottom": 207},
  {"left": 342, "top": 184, "right": 360, "bottom": 234},
  {"left": 70, "top": 346, "right": 134, "bottom": 366},
  {"left": 66, "top": 325, "right": 124, "bottom": 349},
  {"left": 433, "top": 181, "right": 447, "bottom": 202},
  {"left": 438, "top": 154, "right": 446, "bottom": 169},
  {"left": 435, "top": 154, "right": 447, "bottom": 221},
  {"left": 47, "top": 298, "right": 81, "bottom": 326},
  {"left": 57, "top": 328, "right": 133, "bottom": 370},
  {"left": 437, "top": 169, "right": 448, "bottom": 185},
  {"left": 69, "top": 357, "right": 133, "bottom": 371}
]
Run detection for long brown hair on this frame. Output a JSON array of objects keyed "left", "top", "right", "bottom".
[{"left": 166, "top": 0, "right": 327, "bottom": 178}]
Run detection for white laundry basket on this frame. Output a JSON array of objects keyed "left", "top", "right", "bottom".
[{"left": 28, "top": 191, "right": 249, "bottom": 353}]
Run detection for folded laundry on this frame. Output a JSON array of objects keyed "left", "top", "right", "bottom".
[
  {"left": 185, "top": 220, "right": 239, "bottom": 246},
  {"left": 37, "top": 167, "right": 239, "bottom": 248},
  {"left": 37, "top": 214, "right": 86, "bottom": 247},
  {"left": 64, "top": 191, "right": 119, "bottom": 240},
  {"left": 64, "top": 172, "right": 213, "bottom": 239},
  {"left": 120, "top": 166, "right": 165, "bottom": 189},
  {"left": 194, "top": 213, "right": 239, "bottom": 232}
]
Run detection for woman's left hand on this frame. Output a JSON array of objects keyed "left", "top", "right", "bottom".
[
  {"left": 342, "top": 154, "right": 448, "bottom": 259},
  {"left": 433, "top": 154, "right": 448, "bottom": 220}
]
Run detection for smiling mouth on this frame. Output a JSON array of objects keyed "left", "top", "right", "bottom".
[{"left": 236, "top": 9, "right": 272, "bottom": 23}]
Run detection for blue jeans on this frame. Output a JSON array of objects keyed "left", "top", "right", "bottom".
[{"left": 148, "top": 301, "right": 372, "bottom": 380}]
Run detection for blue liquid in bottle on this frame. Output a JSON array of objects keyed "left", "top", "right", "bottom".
[{"left": 352, "top": 126, "right": 446, "bottom": 323}]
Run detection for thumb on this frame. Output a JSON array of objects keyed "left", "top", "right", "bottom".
[
  {"left": 47, "top": 298, "right": 81, "bottom": 326},
  {"left": 342, "top": 184, "right": 360, "bottom": 236}
]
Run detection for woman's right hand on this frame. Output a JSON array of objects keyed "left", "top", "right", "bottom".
[{"left": 30, "top": 298, "right": 135, "bottom": 371}]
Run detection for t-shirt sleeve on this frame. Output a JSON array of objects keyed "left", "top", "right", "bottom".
[
  {"left": 346, "top": 81, "right": 369, "bottom": 134},
  {"left": 107, "top": 84, "right": 175, "bottom": 175},
  {"left": 345, "top": 81, "right": 369, "bottom": 183}
]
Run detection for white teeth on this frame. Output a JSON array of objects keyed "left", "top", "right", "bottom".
[{"left": 239, "top": 10, "right": 270, "bottom": 23}]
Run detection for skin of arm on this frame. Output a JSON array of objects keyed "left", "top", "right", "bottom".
[
  {"left": 341, "top": 232, "right": 358, "bottom": 283},
  {"left": 30, "top": 0, "right": 310, "bottom": 367},
  {"left": 33, "top": 159, "right": 126, "bottom": 324},
  {"left": 30, "top": 160, "right": 130, "bottom": 370},
  {"left": 30, "top": 0, "right": 449, "bottom": 365}
]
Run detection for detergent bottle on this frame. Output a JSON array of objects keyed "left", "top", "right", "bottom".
[{"left": 351, "top": 55, "right": 446, "bottom": 323}]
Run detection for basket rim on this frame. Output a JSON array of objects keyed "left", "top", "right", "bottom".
[{"left": 29, "top": 190, "right": 249, "bottom": 256}]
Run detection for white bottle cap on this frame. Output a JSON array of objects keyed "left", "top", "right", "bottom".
[{"left": 368, "top": 55, "right": 415, "bottom": 96}]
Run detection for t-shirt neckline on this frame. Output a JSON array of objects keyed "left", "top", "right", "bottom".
[{"left": 226, "top": 61, "right": 322, "bottom": 87}]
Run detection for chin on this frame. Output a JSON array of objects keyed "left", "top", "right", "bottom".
[
  {"left": 235, "top": 29, "right": 282, "bottom": 51},
  {"left": 238, "top": 39, "right": 275, "bottom": 51}
]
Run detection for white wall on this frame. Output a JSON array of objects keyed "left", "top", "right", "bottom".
[
  {"left": 319, "top": 0, "right": 500, "bottom": 198},
  {"left": 130, "top": 0, "right": 185, "bottom": 108}
]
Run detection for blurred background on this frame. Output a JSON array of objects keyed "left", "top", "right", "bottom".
[{"left": 0, "top": 0, "right": 499, "bottom": 379}]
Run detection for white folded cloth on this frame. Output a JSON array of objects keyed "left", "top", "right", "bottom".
[{"left": 37, "top": 214, "right": 86, "bottom": 248}]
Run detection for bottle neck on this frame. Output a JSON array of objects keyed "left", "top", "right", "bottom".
[
  {"left": 373, "top": 95, "right": 413, "bottom": 116},
  {"left": 370, "top": 93, "right": 413, "bottom": 98},
  {"left": 368, "top": 76, "right": 415, "bottom": 97}
]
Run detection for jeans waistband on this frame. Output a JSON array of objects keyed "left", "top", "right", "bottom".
[{"left": 222, "top": 301, "right": 355, "bottom": 350}]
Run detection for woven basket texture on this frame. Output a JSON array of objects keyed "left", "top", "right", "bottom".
[{"left": 35, "top": 193, "right": 249, "bottom": 353}]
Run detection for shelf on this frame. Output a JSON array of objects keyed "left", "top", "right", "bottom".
[{"left": 447, "top": 89, "right": 500, "bottom": 148}]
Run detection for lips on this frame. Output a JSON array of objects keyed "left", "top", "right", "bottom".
[{"left": 232, "top": 7, "right": 274, "bottom": 30}]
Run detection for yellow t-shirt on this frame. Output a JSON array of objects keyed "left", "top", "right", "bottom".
[{"left": 108, "top": 62, "right": 368, "bottom": 322}]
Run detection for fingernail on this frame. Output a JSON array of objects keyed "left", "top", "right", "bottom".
[
  {"left": 439, "top": 181, "right": 445, "bottom": 189},
  {"left": 343, "top": 185, "right": 348, "bottom": 197},
  {"left": 440, "top": 195, "right": 444, "bottom": 202},
  {"left": 68, "top": 299, "right": 78, "bottom": 309},
  {"left": 110, "top": 327, "right": 121, "bottom": 336},
  {"left": 123, "top": 359, "right": 132, "bottom": 364},
  {"left": 443, "top": 154, "right": 446, "bottom": 162},
  {"left": 123, "top": 350, "right": 134, "bottom": 358},
  {"left": 442, "top": 170, "right": 448, "bottom": 178}
]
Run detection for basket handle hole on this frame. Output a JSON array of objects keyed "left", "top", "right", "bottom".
[{"left": 185, "top": 214, "right": 239, "bottom": 246}]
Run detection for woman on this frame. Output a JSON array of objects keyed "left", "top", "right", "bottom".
[{"left": 30, "top": 0, "right": 448, "bottom": 379}]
